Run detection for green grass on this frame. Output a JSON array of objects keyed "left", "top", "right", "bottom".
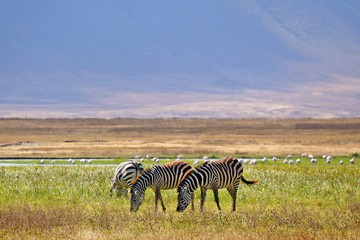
[{"left": 1, "top": 162, "right": 360, "bottom": 239}]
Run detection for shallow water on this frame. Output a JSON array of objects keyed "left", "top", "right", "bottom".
[{"left": 0, "top": 158, "right": 261, "bottom": 167}]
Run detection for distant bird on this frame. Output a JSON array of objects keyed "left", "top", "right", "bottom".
[
  {"left": 311, "top": 158, "right": 317, "bottom": 164},
  {"left": 177, "top": 155, "right": 183, "bottom": 160},
  {"left": 88, "top": 159, "right": 92, "bottom": 164},
  {"left": 289, "top": 160, "right": 294, "bottom": 164},
  {"left": 272, "top": 157, "right": 278, "bottom": 162},
  {"left": 193, "top": 160, "right": 199, "bottom": 166},
  {"left": 326, "top": 156, "right": 332, "bottom": 161},
  {"left": 296, "top": 159, "right": 301, "bottom": 164},
  {"left": 135, "top": 155, "right": 140, "bottom": 160},
  {"left": 301, "top": 153, "right": 307, "bottom": 157},
  {"left": 238, "top": 158, "right": 244, "bottom": 163},
  {"left": 40, "top": 159, "right": 44, "bottom": 164},
  {"left": 308, "top": 154, "right": 313, "bottom": 159},
  {"left": 243, "top": 159, "right": 249, "bottom": 164},
  {"left": 51, "top": 160, "right": 55, "bottom": 164},
  {"left": 146, "top": 155, "right": 150, "bottom": 159},
  {"left": 154, "top": 158, "right": 159, "bottom": 163},
  {"left": 322, "top": 155, "right": 327, "bottom": 159},
  {"left": 284, "top": 155, "right": 293, "bottom": 164},
  {"left": 350, "top": 157, "right": 355, "bottom": 164},
  {"left": 68, "top": 158, "right": 72, "bottom": 163},
  {"left": 71, "top": 159, "right": 75, "bottom": 164},
  {"left": 140, "top": 158, "right": 145, "bottom": 162},
  {"left": 326, "top": 159, "right": 331, "bottom": 164},
  {"left": 250, "top": 159, "right": 257, "bottom": 165},
  {"left": 203, "top": 156, "right": 208, "bottom": 161},
  {"left": 339, "top": 160, "right": 344, "bottom": 165},
  {"left": 262, "top": 157, "right": 267, "bottom": 163},
  {"left": 152, "top": 157, "right": 157, "bottom": 162}
]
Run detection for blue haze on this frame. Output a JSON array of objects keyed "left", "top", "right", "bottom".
[{"left": 1, "top": 0, "right": 360, "bottom": 117}]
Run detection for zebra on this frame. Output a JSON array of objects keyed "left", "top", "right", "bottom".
[
  {"left": 109, "top": 160, "right": 144, "bottom": 197},
  {"left": 176, "top": 156, "right": 259, "bottom": 212},
  {"left": 130, "top": 160, "right": 193, "bottom": 212}
]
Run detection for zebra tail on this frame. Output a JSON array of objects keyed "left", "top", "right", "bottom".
[{"left": 241, "top": 175, "right": 260, "bottom": 185}]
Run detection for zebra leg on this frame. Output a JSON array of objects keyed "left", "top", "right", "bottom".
[
  {"left": 110, "top": 182, "right": 118, "bottom": 197},
  {"left": 191, "top": 192, "right": 195, "bottom": 211},
  {"left": 154, "top": 188, "right": 159, "bottom": 211},
  {"left": 200, "top": 187, "right": 207, "bottom": 211},
  {"left": 212, "top": 188, "right": 221, "bottom": 211},
  {"left": 123, "top": 187, "right": 128, "bottom": 198},
  {"left": 155, "top": 188, "right": 166, "bottom": 212},
  {"left": 227, "top": 182, "right": 240, "bottom": 211},
  {"left": 159, "top": 193, "right": 166, "bottom": 212},
  {"left": 154, "top": 188, "right": 167, "bottom": 211}
]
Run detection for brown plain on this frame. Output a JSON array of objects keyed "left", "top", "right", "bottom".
[{"left": 0, "top": 118, "right": 359, "bottom": 158}]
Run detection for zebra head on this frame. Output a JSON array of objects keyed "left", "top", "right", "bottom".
[
  {"left": 130, "top": 186, "right": 144, "bottom": 212},
  {"left": 176, "top": 181, "right": 192, "bottom": 212}
]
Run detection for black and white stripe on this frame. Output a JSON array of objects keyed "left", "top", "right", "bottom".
[
  {"left": 177, "top": 156, "right": 259, "bottom": 212},
  {"left": 110, "top": 160, "right": 144, "bottom": 197},
  {"left": 130, "top": 160, "right": 193, "bottom": 212}
]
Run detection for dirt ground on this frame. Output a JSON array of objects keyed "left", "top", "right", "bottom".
[{"left": 0, "top": 118, "right": 359, "bottom": 158}]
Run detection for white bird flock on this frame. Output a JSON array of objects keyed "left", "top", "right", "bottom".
[
  {"left": 40, "top": 152, "right": 356, "bottom": 167},
  {"left": 235, "top": 151, "right": 354, "bottom": 166}
]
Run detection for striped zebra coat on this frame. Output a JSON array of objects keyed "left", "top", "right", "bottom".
[
  {"left": 176, "top": 156, "right": 259, "bottom": 212},
  {"left": 130, "top": 160, "right": 193, "bottom": 212},
  {"left": 110, "top": 160, "right": 144, "bottom": 197}
]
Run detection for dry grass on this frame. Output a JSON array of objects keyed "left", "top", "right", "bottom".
[
  {"left": 0, "top": 118, "right": 359, "bottom": 158},
  {"left": 1, "top": 199, "right": 360, "bottom": 239}
]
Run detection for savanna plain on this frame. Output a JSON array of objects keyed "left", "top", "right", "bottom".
[{"left": 1, "top": 118, "right": 360, "bottom": 239}]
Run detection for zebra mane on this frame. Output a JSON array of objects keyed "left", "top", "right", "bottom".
[
  {"left": 215, "top": 155, "right": 237, "bottom": 164},
  {"left": 176, "top": 169, "right": 196, "bottom": 191},
  {"left": 166, "top": 160, "right": 189, "bottom": 167},
  {"left": 130, "top": 168, "right": 151, "bottom": 191}
]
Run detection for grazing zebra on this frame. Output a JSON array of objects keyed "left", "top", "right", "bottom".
[
  {"left": 177, "top": 156, "right": 259, "bottom": 212},
  {"left": 130, "top": 160, "right": 193, "bottom": 212},
  {"left": 110, "top": 160, "right": 144, "bottom": 197}
]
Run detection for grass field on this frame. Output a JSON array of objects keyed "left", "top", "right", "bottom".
[
  {"left": 1, "top": 118, "right": 360, "bottom": 239},
  {"left": 1, "top": 163, "right": 360, "bottom": 239}
]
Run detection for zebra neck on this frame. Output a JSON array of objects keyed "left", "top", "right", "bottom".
[
  {"left": 188, "top": 171, "right": 202, "bottom": 192},
  {"left": 197, "top": 168, "right": 211, "bottom": 187},
  {"left": 136, "top": 169, "right": 154, "bottom": 191}
]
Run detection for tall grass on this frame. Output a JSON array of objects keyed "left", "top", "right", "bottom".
[{"left": 1, "top": 165, "right": 360, "bottom": 239}]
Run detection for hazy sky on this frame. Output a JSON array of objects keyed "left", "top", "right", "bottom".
[{"left": 1, "top": 0, "right": 360, "bottom": 118}]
